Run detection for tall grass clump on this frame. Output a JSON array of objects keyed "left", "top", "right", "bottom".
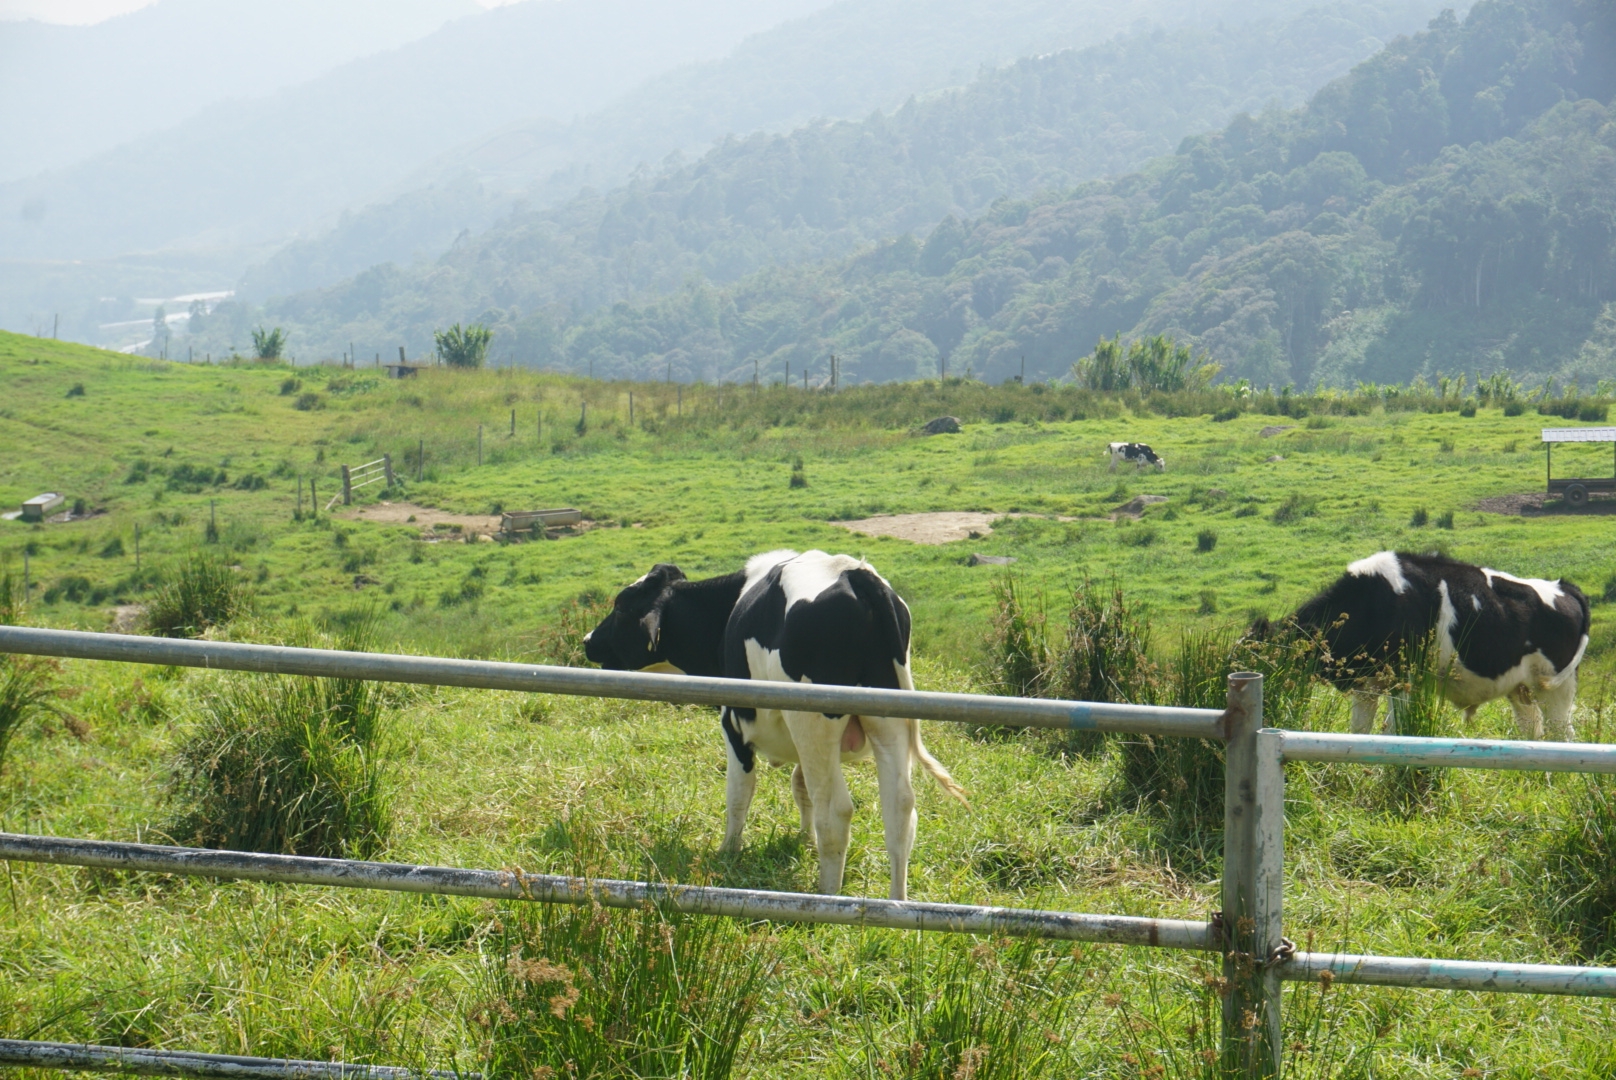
[
  {"left": 850, "top": 936, "right": 1087, "bottom": 1078},
  {"left": 0, "top": 569, "right": 61, "bottom": 776},
  {"left": 1549, "top": 775, "right": 1616, "bottom": 959},
  {"left": 1375, "top": 631, "right": 1449, "bottom": 810},
  {"left": 166, "top": 620, "right": 391, "bottom": 856},
  {"left": 474, "top": 901, "right": 770, "bottom": 1080},
  {"left": 143, "top": 553, "right": 249, "bottom": 637},
  {"left": 1117, "top": 629, "right": 1232, "bottom": 829},
  {"left": 985, "top": 575, "right": 1052, "bottom": 699},
  {"left": 1057, "top": 577, "right": 1155, "bottom": 706}
]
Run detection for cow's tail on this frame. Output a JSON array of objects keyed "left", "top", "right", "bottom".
[{"left": 848, "top": 565, "right": 969, "bottom": 806}]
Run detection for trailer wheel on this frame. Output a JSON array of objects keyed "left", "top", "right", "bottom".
[{"left": 1565, "top": 483, "right": 1590, "bottom": 509}]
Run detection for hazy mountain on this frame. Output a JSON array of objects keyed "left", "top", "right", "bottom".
[
  {"left": 241, "top": 0, "right": 1371, "bottom": 302},
  {"left": 234, "top": 0, "right": 1447, "bottom": 365},
  {"left": 0, "top": 0, "right": 478, "bottom": 182},
  {"left": 501, "top": 0, "right": 1614, "bottom": 389},
  {"left": 0, "top": 0, "right": 833, "bottom": 265}
]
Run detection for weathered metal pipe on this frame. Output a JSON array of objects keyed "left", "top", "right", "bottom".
[
  {"left": 1278, "top": 730, "right": 1616, "bottom": 774},
  {"left": 0, "top": 627, "right": 1222, "bottom": 738},
  {"left": 0, "top": 1040, "right": 464, "bottom": 1080},
  {"left": 0, "top": 832, "right": 1215, "bottom": 950},
  {"left": 1279, "top": 952, "right": 1616, "bottom": 997}
]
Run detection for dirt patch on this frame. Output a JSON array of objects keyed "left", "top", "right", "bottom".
[
  {"left": 1474, "top": 492, "right": 1616, "bottom": 516},
  {"left": 109, "top": 604, "right": 145, "bottom": 632},
  {"left": 834, "top": 511, "right": 1079, "bottom": 545},
  {"left": 343, "top": 501, "right": 501, "bottom": 536}
]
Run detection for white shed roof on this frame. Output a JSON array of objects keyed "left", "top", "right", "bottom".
[{"left": 1541, "top": 427, "right": 1616, "bottom": 443}]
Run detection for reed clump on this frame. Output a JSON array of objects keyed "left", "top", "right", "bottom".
[
  {"left": 143, "top": 553, "right": 250, "bottom": 637},
  {"left": 166, "top": 620, "right": 392, "bottom": 857}
]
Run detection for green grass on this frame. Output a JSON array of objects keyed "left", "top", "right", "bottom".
[{"left": 2, "top": 333, "right": 1616, "bottom": 1076}]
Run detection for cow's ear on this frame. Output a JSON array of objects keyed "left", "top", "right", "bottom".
[
  {"left": 650, "top": 563, "right": 686, "bottom": 584},
  {"left": 641, "top": 607, "right": 663, "bottom": 651}
]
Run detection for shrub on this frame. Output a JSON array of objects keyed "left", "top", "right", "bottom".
[
  {"left": 0, "top": 571, "right": 61, "bottom": 776},
  {"left": 1459, "top": 402, "right": 1476, "bottom": 417},
  {"left": 99, "top": 537, "right": 125, "bottom": 558},
  {"left": 293, "top": 392, "right": 322, "bottom": 411},
  {"left": 1196, "top": 528, "right": 1217, "bottom": 553},
  {"left": 1197, "top": 589, "right": 1218, "bottom": 615},
  {"left": 232, "top": 473, "right": 267, "bottom": 491},
  {"left": 1436, "top": 509, "right": 1455, "bottom": 529},
  {"left": 1549, "top": 776, "right": 1616, "bottom": 957},
  {"left": 1270, "top": 493, "right": 1317, "bottom": 524},
  {"left": 1503, "top": 401, "right": 1526, "bottom": 416},
  {"left": 1056, "top": 577, "right": 1155, "bottom": 707},
  {"left": 143, "top": 554, "right": 249, "bottom": 637},
  {"left": 529, "top": 594, "right": 612, "bottom": 667},
  {"left": 434, "top": 323, "right": 493, "bottom": 369},
  {"left": 1581, "top": 402, "right": 1610, "bottom": 423},
  {"left": 1118, "top": 628, "right": 1231, "bottom": 826},
  {"left": 66, "top": 382, "right": 85, "bottom": 398},
  {"left": 476, "top": 901, "right": 769, "bottom": 1080},
  {"left": 986, "top": 575, "right": 1051, "bottom": 699},
  {"left": 278, "top": 377, "right": 301, "bottom": 396},
  {"left": 1211, "top": 406, "right": 1239, "bottom": 422},
  {"left": 251, "top": 326, "right": 286, "bottom": 360},
  {"left": 1377, "top": 631, "right": 1449, "bottom": 810},
  {"left": 789, "top": 454, "right": 807, "bottom": 488},
  {"left": 166, "top": 621, "right": 391, "bottom": 857},
  {"left": 1409, "top": 507, "right": 1429, "bottom": 527}
]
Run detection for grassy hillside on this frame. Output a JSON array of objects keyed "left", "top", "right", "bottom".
[{"left": 2, "top": 334, "right": 1615, "bottom": 1077}]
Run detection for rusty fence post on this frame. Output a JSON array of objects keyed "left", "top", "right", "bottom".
[{"left": 1221, "top": 672, "right": 1282, "bottom": 1079}]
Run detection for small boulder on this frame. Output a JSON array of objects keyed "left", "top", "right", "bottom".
[
  {"left": 1258, "top": 425, "right": 1294, "bottom": 438},
  {"left": 1205, "top": 488, "right": 1227, "bottom": 499},
  {"left": 1265, "top": 454, "right": 1285, "bottom": 463},
  {"left": 968, "top": 553, "right": 1017, "bottom": 566},
  {"left": 1112, "top": 494, "right": 1168, "bottom": 518},
  {"left": 922, "top": 415, "right": 962, "bottom": 435}
]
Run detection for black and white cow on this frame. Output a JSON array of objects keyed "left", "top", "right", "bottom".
[
  {"left": 1255, "top": 551, "right": 1590, "bottom": 740},
  {"left": 582, "top": 550, "right": 965, "bottom": 899},
  {"left": 1108, "top": 441, "right": 1165, "bottom": 472}
]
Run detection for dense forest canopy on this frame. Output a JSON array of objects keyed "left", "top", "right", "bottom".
[{"left": 200, "top": 0, "right": 1616, "bottom": 389}]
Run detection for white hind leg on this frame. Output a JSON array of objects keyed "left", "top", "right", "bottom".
[
  {"left": 720, "top": 729, "right": 758, "bottom": 854},
  {"left": 790, "top": 764, "right": 815, "bottom": 840},
  {"left": 1349, "top": 690, "right": 1380, "bottom": 735},
  {"left": 1537, "top": 673, "right": 1577, "bottom": 742},
  {"left": 785, "top": 710, "right": 854, "bottom": 895},
  {"left": 1508, "top": 684, "right": 1544, "bottom": 740},
  {"left": 862, "top": 715, "right": 917, "bottom": 901}
]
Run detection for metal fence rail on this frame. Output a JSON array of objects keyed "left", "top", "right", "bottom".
[
  {"left": 0, "top": 1040, "right": 462, "bottom": 1080},
  {"left": 1, "top": 626, "right": 1614, "bottom": 1079},
  {"left": 0, "top": 832, "right": 1214, "bottom": 950},
  {"left": 0, "top": 627, "right": 1223, "bottom": 738}
]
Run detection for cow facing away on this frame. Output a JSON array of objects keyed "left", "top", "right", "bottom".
[
  {"left": 1108, "top": 441, "right": 1165, "bottom": 472},
  {"left": 1256, "top": 551, "right": 1589, "bottom": 740},
  {"left": 583, "top": 550, "right": 965, "bottom": 900}
]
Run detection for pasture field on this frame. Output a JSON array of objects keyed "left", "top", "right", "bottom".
[{"left": 1, "top": 331, "right": 1615, "bottom": 1077}]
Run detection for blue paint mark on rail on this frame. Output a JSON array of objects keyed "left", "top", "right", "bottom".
[{"left": 1069, "top": 705, "right": 1095, "bottom": 730}]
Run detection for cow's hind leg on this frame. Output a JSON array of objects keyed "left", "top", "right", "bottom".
[
  {"left": 785, "top": 711, "right": 854, "bottom": 895},
  {"left": 1508, "top": 684, "right": 1545, "bottom": 740},
  {"left": 1349, "top": 690, "right": 1380, "bottom": 735},
  {"left": 790, "top": 765, "right": 815, "bottom": 841},
  {"left": 862, "top": 715, "right": 917, "bottom": 901},
  {"left": 1537, "top": 673, "right": 1577, "bottom": 742},
  {"left": 720, "top": 713, "right": 758, "bottom": 854}
]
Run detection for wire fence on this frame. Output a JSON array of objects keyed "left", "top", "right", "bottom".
[{"left": 0, "top": 626, "right": 1613, "bottom": 1079}]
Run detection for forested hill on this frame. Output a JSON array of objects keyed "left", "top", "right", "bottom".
[
  {"left": 228, "top": 0, "right": 1436, "bottom": 363},
  {"left": 544, "top": 0, "right": 1613, "bottom": 387}
]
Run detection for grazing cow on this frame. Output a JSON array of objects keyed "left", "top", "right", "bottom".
[
  {"left": 1108, "top": 441, "right": 1165, "bottom": 472},
  {"left": 1254, "top": 551, "right": 1589, "bottom": 740},
  {"left": 582, "top": 550, "right": 965, "bottom": 899}
]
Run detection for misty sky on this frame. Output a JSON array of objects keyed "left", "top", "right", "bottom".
[{"left": 0, "top": 0, "right": 515, "bottom": 22}]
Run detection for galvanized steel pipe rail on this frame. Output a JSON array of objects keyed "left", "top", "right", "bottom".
[
  {"left": 0, "top": 832, "right": 1213, "bottom": 950},
  {"left": 0, "top": 627, "right": 1222, "bottom": 738},
  {"left": 0, "top": 1041, "right": 463, "bottom": 1080}
]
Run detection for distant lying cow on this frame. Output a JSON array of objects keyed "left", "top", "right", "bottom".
[
  {"left": 1108, "top": 441, "right": 1165, "bottom": 472},
  {"left": 1254, "top": 551, "right": 1589, "bottom": 740},
  {"left": 583, "top": 549, "right": 966, "bottom": 899}
]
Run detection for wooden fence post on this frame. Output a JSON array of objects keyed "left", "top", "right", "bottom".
[
  {"left": 383, "top": 454, "right": 395, "bottom": 488},
  {"left": 399, "top": 346, "right": 406, "bottom": 364},
  {"left": 417, "top": 439, "right": 424, "bottom": 482},
  {"left": 510, "top": 409, "right": 515, "bottom": 437},
  {"left": 311, "top": 479, "right": 317, "bottom": 514},
  {"left": 341, "top": 465, "right": 352, "bottom": 506},
  {"left": 1221, "top": 672, "right": 1282, "bottom": 1079}
]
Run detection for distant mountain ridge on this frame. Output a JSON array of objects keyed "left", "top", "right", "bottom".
[
  {"left": 232, "top": 0, "right": 1447, "bottom": 370},
  {"left": 0, "top": 0, "right": 478, "bottom": 182}
]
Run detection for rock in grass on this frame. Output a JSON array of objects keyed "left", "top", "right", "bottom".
[
  {"left": 1259, "top": 425, "right": 1294, "bottom": 438},
  {"left": 922, "top": 415, "right": 962, "bottom": 435},
  {"left": 968, "top": 553, "right": 1016, "bottom": 566},
  {"left": 1112, "top": 494, "right": 1168, "bottom": 517},
  {"left": 1266, "top": 454, "right": 1285, "bottom": 463}
]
